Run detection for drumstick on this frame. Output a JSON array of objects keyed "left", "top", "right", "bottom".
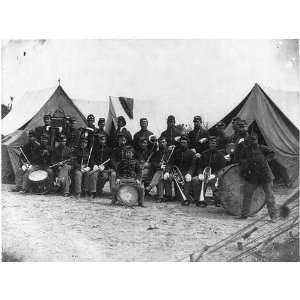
[{"left": 19, "top": 147, "right": 31, "bottom": 165}]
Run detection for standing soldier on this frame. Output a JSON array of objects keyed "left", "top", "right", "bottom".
[
  {"left": 51, "top": 134, "right": 73, "bottom": 196},
  {"left": 160, "top": 115, "right": 182, "bottom": 147},
  {"left": 188, "top": 115, "right": 209, "bottom": 154},
  {"left": 34, "top": 114, "right": 52, "bottom": 141},
  {"left": 90, "top": 133, "right": 113, "bottom": 197},
  {"left": 147, "top": 136, "right": 173, "bottom": 202},
  {"left": 72, "top": 137, "right": 91, "bottom": 199},
  {"left": 65, "top": 116, "right": 80, "bottom": 150},
  {"left": 164, "top": 135, "right": 195, "bottom": 204},
  {"left": 95, "top": 118, "right": 109, "bottom": 145},
  {"left": 79, "top": 114, "right": 96, "bottom": 151},
  {"left": 133, "top": 118, "right": 153, "bottom": 150},
  {"left": 215, "top": 121, "right": 230, "bottom": 154},
  {"left": 110, "top": 116, "right": 132, "bottom": 147},
  {"left": 234, "top": 133, "right": 278, "bottom": 220},
  {"left": 191, "top": 136, "right": 227, "bottom": 207}
]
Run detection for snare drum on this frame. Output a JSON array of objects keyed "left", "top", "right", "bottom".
[
  {"left": 28, "top": 170, "right": 51, "bottom": 195},
  {"left": 115, "top": 183, "right": 140, "bottom": 207}
]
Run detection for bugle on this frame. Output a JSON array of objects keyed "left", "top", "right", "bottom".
[
  {"left": 199, "top": 166, "right": 211, "bottom": 203},
  {"left": 49, "top": 158, "right": 72, "bottom": 168},
  {"left": 171, "top": 165, "right": 189, "bottom": 205}
]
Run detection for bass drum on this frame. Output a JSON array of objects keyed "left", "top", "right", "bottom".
[
  {"left": 218, "top": 164, "right": 266, "bottom": 216},
  {"left": 28, "top": 170, "right": 51, "bottom": 195},
  {"left": 115, "top": 184, "right": 140, "bottom": 207}
]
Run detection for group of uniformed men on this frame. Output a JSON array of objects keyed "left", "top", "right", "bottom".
[{"left": 13, "top": 112, "right": 278, "bottom": 220}]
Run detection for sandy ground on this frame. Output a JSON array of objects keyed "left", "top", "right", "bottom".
[{"left": 1, "top": 183, "right": 296, "bottom": 261}]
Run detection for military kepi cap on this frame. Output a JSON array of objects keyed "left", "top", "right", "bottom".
[
  {"left": 193, "top": 115, "right": 202, "bottom": 122},
  {"left": 87, "top": 114, "right": 95, "bottom": 121},
  {"left": 216, "top": 121, "right": 225, "bottom": 128},
  {"left": 140, "top": 118, "right": 148, "bottom": 123},
  {"left": 98, "top": 118, "right": 105, "bottom": 124},
  {"left": 167, "top": 115, "right": 175, "bottom": 122}
]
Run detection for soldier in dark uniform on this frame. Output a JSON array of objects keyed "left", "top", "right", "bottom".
[
  {"left": 133, "top": 118, "right": 153, "bottom": 150},
  {"left": 65, "top": 116, "right": 80, "bottom": 150},
  {"left": 89, "top": 133, "right": 113, "bottom": 197},
  {"left": 215, "top": 121, "right": 230, "bottom": 154},
  {"left": 188, "top": 115, "right": 209, "bottom": 154},
  {"left": 16, "top": 131, "right": 53, "bottom": 193},
  {"left": 191, "top": 136, "right": 227, "bottom": 207},
  {"left": 229, "top": 118, "right": 247, "bottom": 144},
  {"left": 95, "top": 118, "right": 109, "bottom": 145},
  {"left": 135, "top": 137, "right": 153, "bottom": 187},
  {"left": 112, "top": 146, "right": 145, "bottom": 207},
  {"left": 110, "top": 116, "right": 132, "bottom": 147},
  {"left": 110, "top": 133, "right": 128, "bottom": 186},
  {"left": 147, "top": 136, "right": 173, "bottom": 202},
  {"left": 160, "top": 115, "right": 182, "bottom": 147},
  {"left": 34, "top": 114, "right": 52, "bottom": 141},
  {"left": 72, "top": 137, "right": 91, "bottom": 198},
  {"left": 165, "top": 135, "right": 195, "bottom": 204},
  {"left": 79, "top": 114, "right": 97, "bottom": 151},
  {"left": 51, "top": 134, "right": 73, "bottom": 196},
  {"left": 234, "top": 133, "right": 278, "bottom": 220}
]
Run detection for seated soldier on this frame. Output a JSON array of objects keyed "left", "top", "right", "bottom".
[
  {"left": 191, "top": 136, "right": 226, "bottom": 207},
  {"left": 15, "top": 131, "right": 53, "bottom": 194},
  {"left": 111, "top": 146, "right": 145, "bottom": 207},
  {"left": 134, "top": 136, "right": 153, "bottom": 188},
  {"left": 147, "top": 136, "right": 173, "bottom": 202},
  {"left": 188, "top": 115, "right": 209, "bottom": 154},
  {"left": 51, "top": 134, "right": 73, "bottom": 196},
  {"left": 79, "top": 114, "right": 96, "bottom": 151},
  {"left": 110, "top": 133, "right": 128, "bottom": 184},
  {"left": 164, "top": 135, "right": 195, "bottom": 205},
  {"left": 89, "top": 133, "right": 113, "bottom": 198},
  {"left": 234, "top": 133, "right": 278, "bottom": 220},
  {"left": 72, "top": 137, "right": 91, "bottom": 199}
]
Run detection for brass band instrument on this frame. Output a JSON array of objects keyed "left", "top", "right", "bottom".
[
  {"left": 199, "top": 166, "right": 212, "bottom": 203},
  {"left": 49, "top": 158, "right": 72, "bottom": 168},
  {"left": 89, "top": 158, "right": 111, "bottom": 175},
  {"left": 171, "top": 165, "right": 189, "bottom": 204}
]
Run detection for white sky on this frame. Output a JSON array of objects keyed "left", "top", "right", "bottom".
[{"left": 1, "top": 39, "right": 299, "bottom": 125}]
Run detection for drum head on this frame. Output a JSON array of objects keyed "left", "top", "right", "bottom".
[
  {"left": 28, "top": 170, "right": 48, "bottom": 182},
  {"left": 218, "top": 164, "right": 266, "bottom": 216},
  {"left": 116, "top": 184, "right": 139, "bottom": 206}
]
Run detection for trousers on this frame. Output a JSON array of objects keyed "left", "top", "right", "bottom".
[
  {"left": 242, "top": 181, "right": 277, "bottom": 218},
  {"left": 191, "top": 176, "right": 217, "bottom": 203},
  {"left": 56, "top": 164, "right": 72, "bottom": 194}
]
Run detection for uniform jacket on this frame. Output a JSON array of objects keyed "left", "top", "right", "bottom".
[
  {"left": 216, "top": 132, "right": 230, "bottom": 152},
  {"left": 160, "top": 126, "right": 182, "bottom": 146},
  {"left": 110, "top": 127, "right": 132, "bottom": 147},
  {"left": 51, "top": 145, "right": 73, "bottom": 165},
  {"left": 65, "top": 127, "right": 81, "bottom": 149},
  {"left": 38, "top": 144, "right": 52, "bottom": 167},
  {"left": 167, "top": 147, "right": 195, "bottom": 175},
  {"left": 110, "top": 146, "right": 126, "bottom": 169},
  {"left": 21, "top": 142, "right": 42, "bottom": 166},
  {"left": 195, "top": 149, "right": 227, "bottom": 174},
  {"left": 188, "top": 127, "right": 209, "bottom": 153},
  {"left": 91, "top": 145, "right": 112, "bottom": 168},
  {"left": 234, "top": 143, "right": 275, "bottom": 184},
  {"left": 133, "top": 129, "right": 153, "bottom": 149},
  {"left": 72, "top": 146, "right": 90, "bottom": 169},
  {"left": 95, "top": 128, "right": 110, "bottom": 145},
  {"left": 116, "top": 158, "right": 142, "bottom": 180},
  {"left": 79, "top": 126, "right": 96, "bottom": 150},
  {"left": 150, "top": 148, "right": 171, "bottom": 171}
]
